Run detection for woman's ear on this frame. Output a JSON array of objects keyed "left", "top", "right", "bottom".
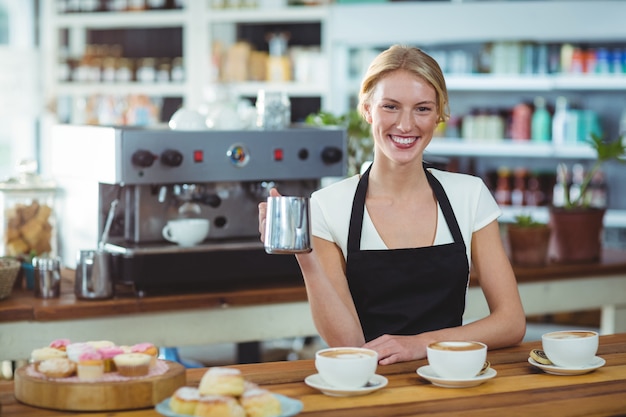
[{"left": 363, "top": 105, "right": 373, "bottom": 124}]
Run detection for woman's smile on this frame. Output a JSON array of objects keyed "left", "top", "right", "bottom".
[{"left": 390, "top": 134, "right": 418, "bottom": 146}]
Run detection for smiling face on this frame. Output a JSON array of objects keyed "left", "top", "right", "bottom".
[{"left": 363, "top": 69, "right": 439, "bottom": 166}]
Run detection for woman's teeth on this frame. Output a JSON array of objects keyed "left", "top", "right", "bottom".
[{"left": 391, "top": 135, "right": 416, "bottom": 145}]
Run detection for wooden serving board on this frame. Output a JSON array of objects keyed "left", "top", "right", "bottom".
[{"left": 14, "top": 360, "right": 186, "bottom": 411}]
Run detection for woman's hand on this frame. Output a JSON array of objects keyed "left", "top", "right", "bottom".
[
  {"left": 258, "top": 188, "right": 281, "bottom": 242},
  {"left": 363, "top": 334, "right": 428, "bottom": 365}
]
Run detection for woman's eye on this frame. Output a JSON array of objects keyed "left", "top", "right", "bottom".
[
  {"left": 382, "top": 104, "right": 397, "bottom": 110},
  {"left": 416, "top": 106, "right": 431, "bottom": 112}
]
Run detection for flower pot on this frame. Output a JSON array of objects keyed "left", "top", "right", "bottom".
[
  {"left": 507, "top": 225, "right": 551, "bottom": 267},
  {"left": 549, "top": 207, "right": 606, "bottom": 264}
]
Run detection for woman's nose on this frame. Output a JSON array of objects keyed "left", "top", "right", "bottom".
[{"left": 395, "top": 111, "right": 413, "bottom": 131}]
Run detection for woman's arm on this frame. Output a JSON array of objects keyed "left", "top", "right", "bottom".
[
  {"left": 259, "top": 188, "right": 365, "bottom": 347},
  {"left": 295, "top": 237, "right": 365, "bottom": 347},
  {"left": 365, "top": 220, "right": 526, "bottom": 365}
]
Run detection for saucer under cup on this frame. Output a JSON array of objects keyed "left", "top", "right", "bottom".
[
  {"left": 427, "top": 341, "right": 487, "bottom": 380},
  {"left": 541, "top": 330, "right": 598, "bottom": 368},
  {"left": 315, "top": 347, "right": 378, "bottom": 390}
]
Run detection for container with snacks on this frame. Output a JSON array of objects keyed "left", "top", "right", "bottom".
[{"left": 0, "top": 160, "right": 57, "bottom": 262}]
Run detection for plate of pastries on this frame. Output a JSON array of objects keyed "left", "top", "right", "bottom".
[{"left": 156, "top": 366, "right": 303, "bottom": 417}]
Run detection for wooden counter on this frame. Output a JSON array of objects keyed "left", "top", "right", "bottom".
[
  {"left": 1, "top": 334, "right": 625, "bottom": 416},
  {"left": 1, "top": 250, "right": 626, "bottom": 361}
]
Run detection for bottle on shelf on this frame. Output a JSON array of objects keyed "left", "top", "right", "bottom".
[
  {"left": 552, "top": 163, "right": 569, "bottom": 207},
  {"left": 511, "top": 168, "right": 527, "bottom": 207},
  {"left": 568, "top": 163, "right": 585, "bottom": 205},
  {"left": 531, "top": 96, "right": 551, "bottom": 142},
  {"left": 589, "top": 170, "right": 608, "bottom": 209},
  {"left": 494, "top": 167, "right": 512, "bottom": 206}
]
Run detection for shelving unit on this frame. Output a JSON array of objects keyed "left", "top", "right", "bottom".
[{"left": 39, "top": 1, "right": 626, "bottom": 231}]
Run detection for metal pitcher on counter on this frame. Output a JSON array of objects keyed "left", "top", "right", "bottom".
[
  {"left": 74, "top": 249, "right": 114, "bottom": 299},
  {"left": 264, "top": 196, "right": 312, "bottom": 254}
]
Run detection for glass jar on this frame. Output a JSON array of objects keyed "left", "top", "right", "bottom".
[{"left": 0, "top": 160, "right": 58, "bottom": 261}]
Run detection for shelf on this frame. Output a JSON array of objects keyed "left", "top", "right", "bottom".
[
  {"left": 207, "top": 6, "right": 330, "bottom": 23},
  {"left": 500, "top": 206, "right": 626, "bottom": 229},
  {"left": 54, "top": 82, "right": 188, "bottom": 97},
  {"left": 426, "top": 139, "right": 596, "bottom": 159},
  {"left": 53, "top": 9, "right": 188, "bottom": 29},
  {"left": 227, "top": 81, "right": 329, "bottom": 98}
]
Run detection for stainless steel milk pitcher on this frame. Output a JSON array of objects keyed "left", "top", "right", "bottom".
[
  {"left": 264, "top": 196, "right": 312, "bottom": 254},
  {"left": 75, "top": 249, "right": 114, "bottom": 299}
]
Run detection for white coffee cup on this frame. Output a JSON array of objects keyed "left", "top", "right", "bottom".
[
  {"left": 162, "top": 218, "right": 210, "bottom": 247},
  {"left": 541, "top": 330, "right": 598, "bottom": 368},
  {"left": 315, "top": 347, "right": 378, "bottom": 390},
  {"left": 427, "top": 341, "right": 487, "bottom": 379}
]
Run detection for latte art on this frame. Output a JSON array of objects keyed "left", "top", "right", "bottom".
[
  {"left": 545, "top": 331, "right": 596, "bottom": 340},
  {"left": 429, "top": 341, "right": 484, "bottom": 352}
]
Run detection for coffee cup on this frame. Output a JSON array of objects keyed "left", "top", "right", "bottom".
[
  {"left": 427, "top": 341, "right": 487, "bottom": 379},
  {"left": 315, "top": 347, "right": 378, "bottom": 389},
  {"left": 162, "top": 218, "right": 210, "bottom": 247},
  {"left": 541, "top": 330, "right": 598, "bottom": 368}
]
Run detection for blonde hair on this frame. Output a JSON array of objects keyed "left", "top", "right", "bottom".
[{"left": 357, "top": 44, "right": 450, "bottom": 124}]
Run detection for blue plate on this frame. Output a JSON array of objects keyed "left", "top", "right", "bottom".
[{"left": 155, "top": 393, "right": 303, "bottom": 417}]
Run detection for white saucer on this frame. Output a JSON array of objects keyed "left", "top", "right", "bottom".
[
  {"left": 527, "top": 355, "right": 606, "bottom": 375},
  {"left": 416, "top": 365, "right": 497, "bottom": 388},
  {"left": 304, "top": 373, "right": 388, "bottom": 397}
]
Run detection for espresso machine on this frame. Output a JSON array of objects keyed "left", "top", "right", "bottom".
[{"left": 49, "top": 125, "right": 346, "bottom": 294}]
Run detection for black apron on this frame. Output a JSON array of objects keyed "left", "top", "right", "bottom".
[{"left": 346, "top": 165, "right": 470, "bottom": 342}]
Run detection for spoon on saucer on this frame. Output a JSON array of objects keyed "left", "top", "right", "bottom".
[{"left": 477, "top": 361, "right": 491, "bottom": 376}]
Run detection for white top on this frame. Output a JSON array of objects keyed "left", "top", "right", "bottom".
[{"left": 311, "top": 168, "right": 501, "bottom": 266}]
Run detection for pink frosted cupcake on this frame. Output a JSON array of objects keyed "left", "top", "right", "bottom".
[
  {"left": 98, "top": 346, "right": 125, "bottom": 372},
  {"left": 49, "top": 338, "right": 71, "bottom": 352},
  {"left": 131, "top": 343, "right": 159, "bottom": 368},
  {"left": 77, "top": 351, "right": 104, "bottom": 381},
  {"left": 67, "top": 342, "right": 96, "bottom": 363}
]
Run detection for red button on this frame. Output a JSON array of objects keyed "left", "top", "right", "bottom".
[
  {"left": 193, "top": 150, "right": 203, "bottom": 163},
  {"left": 273, "top": 148, "right": 284, "bottom": 161}
]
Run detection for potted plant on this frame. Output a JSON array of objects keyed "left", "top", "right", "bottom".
[
  {"left": 549, "top": 133, "right": 626, "bottom": 263},
  {"left": 507, "top": 214, "right": 551, "bottom": 267},
  {"left": 305, "top": 110, "right": 373, "bottom": 176}
]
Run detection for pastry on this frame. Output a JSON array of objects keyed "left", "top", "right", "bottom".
[
  {"left": 49, "top": 338, "right": 71, "bottom": 351},
  {"left": 86, "top": 340, "right": 116, "bottom": 350},
  {"left": 113, "top": 353, "right": 152, "bottom": 377},
  {"left": 98, "top": 346, "right": 125, "bottom": 372},
  {"left": 31, "top": 347, "right": 67, "bottom": 365},
  {"left": 66, "top": 342, "right": 96, "bottom": 362},
  {"left": 77, "top": 351, "right": 105, "bottom": 381},
  {"left": 240, "top": 388, "right": 282, "bottom": 417},
  {"left": 131, "top": 342, "right": 159, "bottom": 368},
  {"left": 530, "top": 349, "right": 553, "bottom": 365},
  {"left": 37, "top": 357, "right": 76, "bottom": 378},
  {"left": 169, "top": 386, "right": 201, "bottom": 415},
  {"left": 194, "top": 394, "right": 246, "bottom": 417},
  {"left": 198, "top": 367, "right": 245, "bottom": 397}
]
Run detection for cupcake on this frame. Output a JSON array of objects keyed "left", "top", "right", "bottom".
[
  {"left": 98, "top": 346, "right": 125, "bottom": 372},
  {"left": 131, "top": 343, "right": 159, "bottom": 368},
  {"left": 113, "top": 353, "right": 151, "bottom": 377},
  {"left": 77, "top": 351, "right": 104, "bottom": 381},
  {"left": 86, "top": 340, "right": 116, "bottom": 350},
  {"left": 37, "top": 357, "right": 76, "bottom": 378},
  {"left": 31, "top": 347, "right": 68, "bottom": 367},
  {"left": 66, "top": 342, "right": 96, "bottom": 363},
  {"left": 49, "top": 338, "right": 71, "bottom": 352}
]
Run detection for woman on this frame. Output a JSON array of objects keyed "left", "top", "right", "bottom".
[{"left": 259, "top": 45, "right": 526, "bottom": 365}]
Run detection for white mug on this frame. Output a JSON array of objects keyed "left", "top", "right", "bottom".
[
  {"left": 315, "top": 347, "right": 378, "bottom": 389},
  {"left": 541, "top": 330, "right": 598, "bottom": 368},
  {"left": 427, "top": 341, "right": 487, "bottom": 379},
  {"left": 162, "top": 218, "right": 210, "bottom": 247}
]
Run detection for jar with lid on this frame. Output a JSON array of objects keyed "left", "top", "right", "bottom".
[{"left": 0, "top": 160, "right": 58, "bottom": 262}]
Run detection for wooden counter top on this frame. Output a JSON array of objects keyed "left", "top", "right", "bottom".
[{"left": 1, "top": 334, "right": 625, "bottom": 416}]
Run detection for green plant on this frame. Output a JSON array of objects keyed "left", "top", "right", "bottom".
[
  {"left": 305, "top": 110, "right": 373, "bottom": 176},
  {"left": 557, "top": 133, "right": 626, "bottom": 209},
  {"left": 513, "top": 214, "right": 546, "bottom": 228}
]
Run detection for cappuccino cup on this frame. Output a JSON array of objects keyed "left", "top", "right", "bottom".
[
  {"left": 541, "top": 330, "right": 598, "bottom": 368},
  {"left": 315, "top": 347, "right": 378, "bottom": 389},
  {"left": 162, "top": 218, "right": 210, "bottom": 247},
  {"left": 427, "top": 341, "right": 487, "bottom": 379}
]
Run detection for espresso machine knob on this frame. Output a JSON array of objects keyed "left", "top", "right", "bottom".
[
  {"left": 161, "top": 149, "right": 184, "bottom": 167},
  {"left": 131, "top": 150, "right": 157, "bottom": 168},
  {"left": 321, "top": 146, "right": 343, "bottom": 164}
]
